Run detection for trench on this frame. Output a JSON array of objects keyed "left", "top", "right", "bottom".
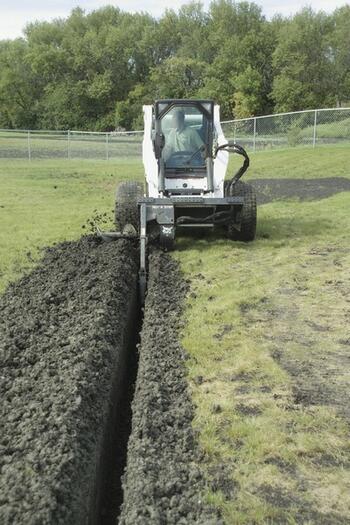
[
  {"left": 0, "top": 239, "right": 218, "bottom": 524},
  {"left": 94, "top": 294, "right": 142, "bottom": 525},
  {"left": 91, "top": 249, "right": 219, "bottom": 525},
  {"left": 116, "top": 251, "right": 222, "bottom": 525}
]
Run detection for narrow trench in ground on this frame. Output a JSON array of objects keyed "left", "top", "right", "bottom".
[{"left": 97, "top": 296, "right": 143, "bottom": 525}]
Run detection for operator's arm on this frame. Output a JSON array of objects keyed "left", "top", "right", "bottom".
[
  {"left": 163, "top": 129, "right": 175, "bottom": 161},
  {"left": 189, "top": 127, "right": 204, "bottom": 149}
]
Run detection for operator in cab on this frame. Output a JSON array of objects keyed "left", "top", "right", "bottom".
[{"left": 163, "top": 109, "right": 204, "bottom": 163}]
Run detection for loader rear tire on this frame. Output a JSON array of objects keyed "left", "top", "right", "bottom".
[
  {"left": 115, "top": 181, "right": 143, "bottom": 232},
  {"left": 226, "top": 180, "right": 257, "bottom": 241}
]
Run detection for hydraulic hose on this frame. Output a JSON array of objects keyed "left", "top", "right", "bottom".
[{"left": 215, "top": 142, "right": 250, "bottom": 192}]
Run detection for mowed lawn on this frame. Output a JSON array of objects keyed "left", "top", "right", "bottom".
[
  {"left": 0, "top": 145, "right": 348, "bottom": 291},
  {"left": 0, "top": 145, "right": 349, "bottom": 524},
  {"left": 0, "top": 158, "right": 143, "bottom": 291},
  {"left": 176, "top": 145, "right": 350, "bottom": 524}
]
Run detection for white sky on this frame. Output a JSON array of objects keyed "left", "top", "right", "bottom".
[{"left": 0, "top": 0, "right": 348, "bottom": 40}]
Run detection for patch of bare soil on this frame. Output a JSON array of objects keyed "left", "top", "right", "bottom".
[
  {"left": 276, "top": 346, "right": 350, "bottom": 419},
  {"left": 256, "top": 484, "right": 349, "bottom": 525},
  {"left": 268, "top": 251, "right": 350, "bottom": 419},
  {"left": 238, "top": 245, "right": 350, "bottom": 523},
  {"left": 251, "top": 177, "right": 350, "bottom": 204}
]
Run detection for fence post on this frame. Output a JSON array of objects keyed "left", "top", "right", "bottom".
[
  {"left": 27, "top": 130, "right": 31, "bottom": 161},
  {"left": 253, "top": 117, "right": 257, "bottom": 152},
  {"left": 67, "top": 130, "right": 71, "bottom": 159},
  {"left": 106, "top": 133, "right": 109, "bottom": 161},
  {"left": 313, "top": 110, "right": 317, "bottom": 148}
]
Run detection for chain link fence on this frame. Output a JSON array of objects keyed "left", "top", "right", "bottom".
[
  {"left": 0, "top": 108, "right": 349, "bottom": 160},
  {"left": 221, "top": 107, "right": 350, "bottom": 151},
  {"left": 0, "top": 129, "right": 143, "bottom": 160}
]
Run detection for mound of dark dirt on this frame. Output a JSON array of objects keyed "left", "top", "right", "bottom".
[
  {"left": 119, "top": 251, "right": 222, "bottom": 525},
  {"left": 251, "top": 177, "right": 350, "bottom": 204},
  {"left": 0, "top": 236, "right": 138, "bottom": 524}
]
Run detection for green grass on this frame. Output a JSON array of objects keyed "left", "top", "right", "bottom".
[
  {"left": 174, "top": 145, "right": 350, "bottom": 524},
  {"left": 1, "top": 145, "right": 350, "bottom": 523},
  {"left": 175, "top": 195, "right": 350, "bottom": 523},
  {"left": 224, "top": 142, "right": 349, "bottom": 180},
  {"left": 244, "top": 142, "right": 350, "bottom": 179},
  {"left": 0, "top": 159, "right": 142, "bottom": 291},
  {"left": 1, "top": 144, "right": 337, "bottom": 292},
  {"left": 299, "top": 116, "right": 350, "bottom": 139}
]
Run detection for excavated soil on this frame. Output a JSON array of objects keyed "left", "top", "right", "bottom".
[
  {"left": 0, "top": 236, "right": 138, "bottom": 524},
  {"left": 251, "top": 177, "right": 350, "bottom": 203},
  {"left": 0, "top": 239, "right": 220, "bottom": 524},
  {"left": 119, "top": 251, "right": 222, "bottom": 525}
]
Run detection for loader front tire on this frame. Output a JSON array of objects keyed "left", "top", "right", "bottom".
[
  {"left": 226, "top": 180, "right": 257, "bottom": 242},
  {"left": 115, "top": 181, "right": 143, "bottom": 232}
]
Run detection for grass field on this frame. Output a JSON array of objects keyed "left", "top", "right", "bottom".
[
  {"left": 175, "top": 146, "right": 350, "bottom": 523},
  {"left": 1, "top": 145, "right": 349, "bottom": 524},
  {"left": 299, "top": 116, "right": 350, "bottom": 139},
  {"left": 177, "top": 203, "right": 350, "bottom": 522},
  {"left": 0, "top": 158, "right": 143, "bottom": 291}
]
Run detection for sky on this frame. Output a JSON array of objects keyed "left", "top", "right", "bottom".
[{"left": 0, "top": 0, "right": 348, "bottom": 40}]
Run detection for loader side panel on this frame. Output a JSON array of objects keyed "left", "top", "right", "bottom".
[{"left": 142, "top": 105, "right": 159, "bottom": 198}]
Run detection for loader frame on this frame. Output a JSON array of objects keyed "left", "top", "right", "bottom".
[
  {"left": 138, "top": 194, "right": 244, "bottom": 298},
  {"left": 98, "top": 98, "right": 255, "bottom": 304}
]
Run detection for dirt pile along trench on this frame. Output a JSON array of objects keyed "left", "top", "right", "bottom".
[
  {"left": 0, "top": 236, "right": 138, "bottom": 524},
  {"left": 119, "top": 250, "right": 222, "bottom": 525}
]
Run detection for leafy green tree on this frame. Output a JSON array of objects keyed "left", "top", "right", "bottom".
[
  {"left": 0, "top": 39, "right": 40, "bottom": 128},
  {"left": 176, "top": 2, "right": 211, "bottom": 61},
  {"left": 202, "top": 1, "right": 273, "bottom": 119},
  {"left": 115, "top": 83, "right": 152, "bottom": 130},
  {"left": 271, "top": 8, "right": 335, "bottom": 111},
  {"left": 233, "top": 66, "right": 263, "bottom": 117},
  {"left": 328, "top": 6, "right": 350, "bottom": 106},
  {"left": 0, "top": 2, "right": 348, "bottom": 130},
  {"left": 149, "top": 56, "right": 207, "bottom": 99}
]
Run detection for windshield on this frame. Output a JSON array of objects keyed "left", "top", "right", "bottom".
[{"left": 161, "top": 105, "right": 208, "bottom": 168}]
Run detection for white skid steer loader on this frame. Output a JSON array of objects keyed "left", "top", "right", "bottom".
[{"left": 99, "top": 99, "right": 257, "bottom": 302}]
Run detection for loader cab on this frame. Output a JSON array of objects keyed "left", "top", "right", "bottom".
[{"left": 153, "top": 99, "right": 215, "bottom": 195}]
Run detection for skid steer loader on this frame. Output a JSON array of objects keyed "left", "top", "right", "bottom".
[{"left": 100, "top": 99, "right": 256, "bottom": 302}]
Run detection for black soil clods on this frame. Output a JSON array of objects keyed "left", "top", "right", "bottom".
[
  {"left": 0, "top": 236, "right": 138, "bottom": 524},
  {"left": 119, "top": 251, "right": 221, "bottom": 525},
  {"left": 1, "top": 239, "right": 220, "bottom": 524}
]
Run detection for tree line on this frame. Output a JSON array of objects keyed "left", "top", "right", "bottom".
[{"left": 0, "top": 1, "right": 349, "bottom": 131}]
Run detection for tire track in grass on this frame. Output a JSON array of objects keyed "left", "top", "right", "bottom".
[{"left": 175, "top": 213, "right": 350, "bottom": 524}]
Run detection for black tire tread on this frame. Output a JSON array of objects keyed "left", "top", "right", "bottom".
[
  {"left": 226, "top": 180, "right": 257, "bottom": 241},
  {"left": 115, "top": 181, "right": 143, "bottom": 231}
]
